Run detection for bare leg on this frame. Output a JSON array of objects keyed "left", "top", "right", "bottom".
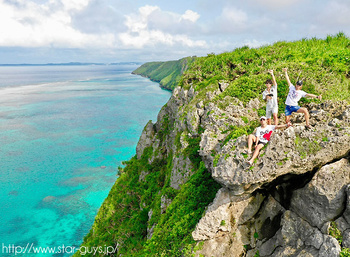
[
  {"left": 247, "top": 134, "right": 257, "bottom": 152},
  {"left": 248, "top": 144, "right": 264, "bottom": 164},
  {"left": 297, "top": 107, "right": 310, "bottom": 126},
  {"left": 285, "top": 115, "right": 291, "bottom": 125},
  {"left": 267, "top": 118, "right": 272, "bottom": 125},
  {"left": 273, "top": 113, "right": 278, "bottom": 126}
]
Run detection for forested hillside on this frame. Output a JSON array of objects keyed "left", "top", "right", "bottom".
[{"left": 132, "top": 56, "right": 196, "bottom": 90}]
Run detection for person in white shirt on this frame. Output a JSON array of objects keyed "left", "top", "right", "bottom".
[
  {"left": 283, "top": 68, "right": 322, "bottom": 129},
  {"left": 262, "top": 70, "right": 278, "bottom": 125},
  {"left": 245, "top": 116, "right": 290, "bottom": 165}
]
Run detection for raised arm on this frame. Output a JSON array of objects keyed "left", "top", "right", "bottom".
[
  {"left": 268, "top": 70, "right": 277, "bottom": 87},
  {"left": 282, "top": 68, "right": 292, "bottom": 87},
  {"left": 305, "top": 93, "right": 322, "bottom": 100}
]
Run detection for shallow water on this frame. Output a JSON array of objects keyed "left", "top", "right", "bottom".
[{"left": 0, "top": 64, "right": 171, "bottom": 256}]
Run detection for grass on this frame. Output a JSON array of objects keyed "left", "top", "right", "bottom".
[
  {"left": 77, "top": 33, "right": 350, "bottom": 257},
  {"left": 295, "top": 136, "right": 322, "bottom": 159},
  {"left": 181, "top": 32, "right": 350, "bottom": 110},
  {"left": 329, "top": 221, "right": 350, "bottom": 256},
  {"left": 132, "top": 57, "right": 196, "bottom": 90}
]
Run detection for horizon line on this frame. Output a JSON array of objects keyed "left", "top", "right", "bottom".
[{"left": 0, "top": 62, "right": 143, "bottom": 66}]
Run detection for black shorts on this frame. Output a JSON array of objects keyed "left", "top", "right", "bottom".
[{"left": 258, "top": 141, "right": 267, "bottom": 146}]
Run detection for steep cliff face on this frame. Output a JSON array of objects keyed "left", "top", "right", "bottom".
[
  {"left": 136, "top": 81, "right": 350, "bottom": 257},
  {"left": 191, "top": 90, "right": 350, "bottom": 256},
  {"left": 78, "top": 34, "right": 350, "bottom": 256},
  {"left": 132, "top": 57, "right": 196, "bottom": 90}
]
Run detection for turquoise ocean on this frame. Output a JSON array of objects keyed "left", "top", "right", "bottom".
[{"left": 0, "top": 64, "right": 171, "bottom": 256}]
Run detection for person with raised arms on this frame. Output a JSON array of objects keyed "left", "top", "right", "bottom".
[
  {"left": 262, "top": 70, "right": 279, "bottom": 125},
  {"left": 283, "top": 68, "right": 322, "bottom": 129}
]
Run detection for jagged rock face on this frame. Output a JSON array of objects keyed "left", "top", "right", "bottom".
[
  {"left": 290, "top": 158, "right": 350, "bottom": 230},
  {"left": 136, "top": 120, "right": 156, "bottom": 158},
  {"left": 135, "top": 79, "right": 350, "bottom": 256},
  {"left": 200, "top": 102, "right": 350, "bottom": 195},
  {"left": 191, "top": 96, "right": 350, "bottom": 256},
  {"left": 193, "top": 158, "right": 350, "bottom": 257}
]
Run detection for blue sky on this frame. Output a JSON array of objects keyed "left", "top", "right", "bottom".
[{"left": 0, "top": 0, "right": 349, "bottom": 64}]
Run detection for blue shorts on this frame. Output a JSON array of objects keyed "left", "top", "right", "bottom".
[{"left": 285, "top": 105, "right": 300, "bottom": 116}]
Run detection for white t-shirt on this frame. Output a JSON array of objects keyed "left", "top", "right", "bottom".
[
  {"left": 285, "top": 85, "right": 307, "bottom": 106},
  {"left": 262, "top": 85, "right": 278, "bottom": 108},
  {"left": 255, "top": 125, "right": 276, "bottom": 144}
]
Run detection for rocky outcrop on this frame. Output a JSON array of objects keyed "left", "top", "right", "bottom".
[
  {"left": 134, "top": 76, "right": 350, "bottom": 256},
  {"left": 136, "top": 120, "right": 156, "bottom": 158},
  {"left": 200, "top": 101, "right": 350, "bottom": 195},
  {"left": 190, "top": 93, "right": 350, "bottom": 256},
  {"left": 193, "top": 158, "right": 349, "bottom": 257}
]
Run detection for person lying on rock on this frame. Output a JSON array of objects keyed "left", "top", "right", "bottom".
[
  {"left": 262, "top": 70, "right": 279, "bottom": 125},
  {"left": 283, "top": 68, "right": 322, "bottom": 129},
  {"left": 245, "top": 116, "right": 290, "bottom": 166}
]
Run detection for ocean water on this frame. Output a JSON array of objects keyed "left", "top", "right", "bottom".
[{"left": 0, "top": 65, "right": 171, "bottom": 256}]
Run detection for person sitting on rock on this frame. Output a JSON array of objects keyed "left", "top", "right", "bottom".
[
  {"left": 283, "top": 68, "right": 322, "bottom": 129},
  {"left": 245, "top": 116, "right": 290, "bottom": 165},
  {"left": 262, "top": 70, "right": 278, "bottom": 125}
]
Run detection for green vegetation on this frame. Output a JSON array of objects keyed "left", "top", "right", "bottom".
[
  {"left": 181, "top": 32, "right": 350, "bottom": 112},
  {"left": 221, "top": 122, "right": 258, "bottom": 146},
  {"left": 78, "top": 33, "right": 350, "bottom": 256},
  {"left": 213, "top": 154, "right": 220, "bottom": 167},
  {"left": 341, "top": 249, "right": 350, "bottom": 257},
  {"left": 76, "top": 120, "right": 220, "bottom": 257},
  {"left": 132, "top": 57, "right": 196, "bottom": 90},
  {"left": 295, "top": 136, "right": 322, "bottom": 159},
  {"left": 329, "top": 221, "right": 350, "bottom": 256}
]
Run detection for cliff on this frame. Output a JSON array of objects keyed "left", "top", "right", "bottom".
[
  {"left": 77, "top": 33, "right": 350, "bottom": 256},
  {"left": 132, "top": 57, "right": 196, "bottom": 91}
]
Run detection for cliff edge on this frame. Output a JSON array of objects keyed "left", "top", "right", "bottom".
[{"left": 77, "top": 33, "right": 350, "bottom": 256}]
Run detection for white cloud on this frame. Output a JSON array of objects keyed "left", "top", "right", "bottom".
[
  {"left": 0, "top": 0, "right": 115, "bottom": 48},
  {"left": 181, "top": 10, "right": 200, "bottom": 22},
  {"left": 252, "top": 0, "right": 303, "bottom": 9},
  {"left": 221, "top": 7, "right": 247, "bottom": 25},
  {"left": 207, "top": 6, "right": 249, "bottom": 34},
  {"left": 61, "top": 0, "right": 90, "bottom": 11},
  {"left": 0, "top": 0, "right": 349, "bottom": 63},
  {"left": 119, "top": 5, "right": 206, "bottom": 49}
]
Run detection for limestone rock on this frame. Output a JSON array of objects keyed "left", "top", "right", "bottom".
[
  {"left": 280, "top": 210, "right": 324, "bottom": 250},
  {"left": 136, "top": 120, "right": 155, "bottom": 159},
  {"left": 218, "top": 81, "right": 229, "bottom": 92},
  {"left": 205, "top": 123, "right": 350, "bottom": 195},
  {"left": 134, "top": 70, "right": 350, "bottom": 257},
  {"left": 319, "top": 235, "right": 341, "bottom": 257},
  {"left": 290, "top": 158, "right": 350, "bottom": 229},
  {"left": 192, "top": 188, "right": 264, "bottom": 241},
  {"left": 160, "top": 195, "right": 172, "bottom": 214},
  {"left": 170, "top": 155, "right": 194, "bottom": 189},
  {"left": 192, "top": 188, "right": 265, "bottom": 257}
]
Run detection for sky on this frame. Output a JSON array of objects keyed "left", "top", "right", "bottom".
[{"left": 0, "top": 0, "right": 349, "bottom": 64}]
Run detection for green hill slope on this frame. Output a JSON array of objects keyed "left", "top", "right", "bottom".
[
  {"left": 76, "top": 33, "right": 350, "bottom": 257},
  {"left": 132, "top": 57, "right": 196, "bottom": 90},
  {"left": 181, "top": 33, "right": 350, "bottom": 111}
]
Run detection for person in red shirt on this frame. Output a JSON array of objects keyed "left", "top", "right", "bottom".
[{"left": 245, "top": 116, "right": 290, "bottom": 165}]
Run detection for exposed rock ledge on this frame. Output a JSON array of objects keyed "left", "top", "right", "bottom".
[
  {"left": 200, "top": 102, "right": 350, "bottom": 196},
  {"left": 192, "top": 99, "right": 350, "bottom": 256},
  {"left": 135, "top": 84, "right": 350, "bottom": 256},
  {"left": 193, "top": 158, "right": 350, "bottom": 256}
]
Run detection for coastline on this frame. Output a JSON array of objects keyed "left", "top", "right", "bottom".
[{"left": 131, "top": 71, "right": 173, "bottom": 92}]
